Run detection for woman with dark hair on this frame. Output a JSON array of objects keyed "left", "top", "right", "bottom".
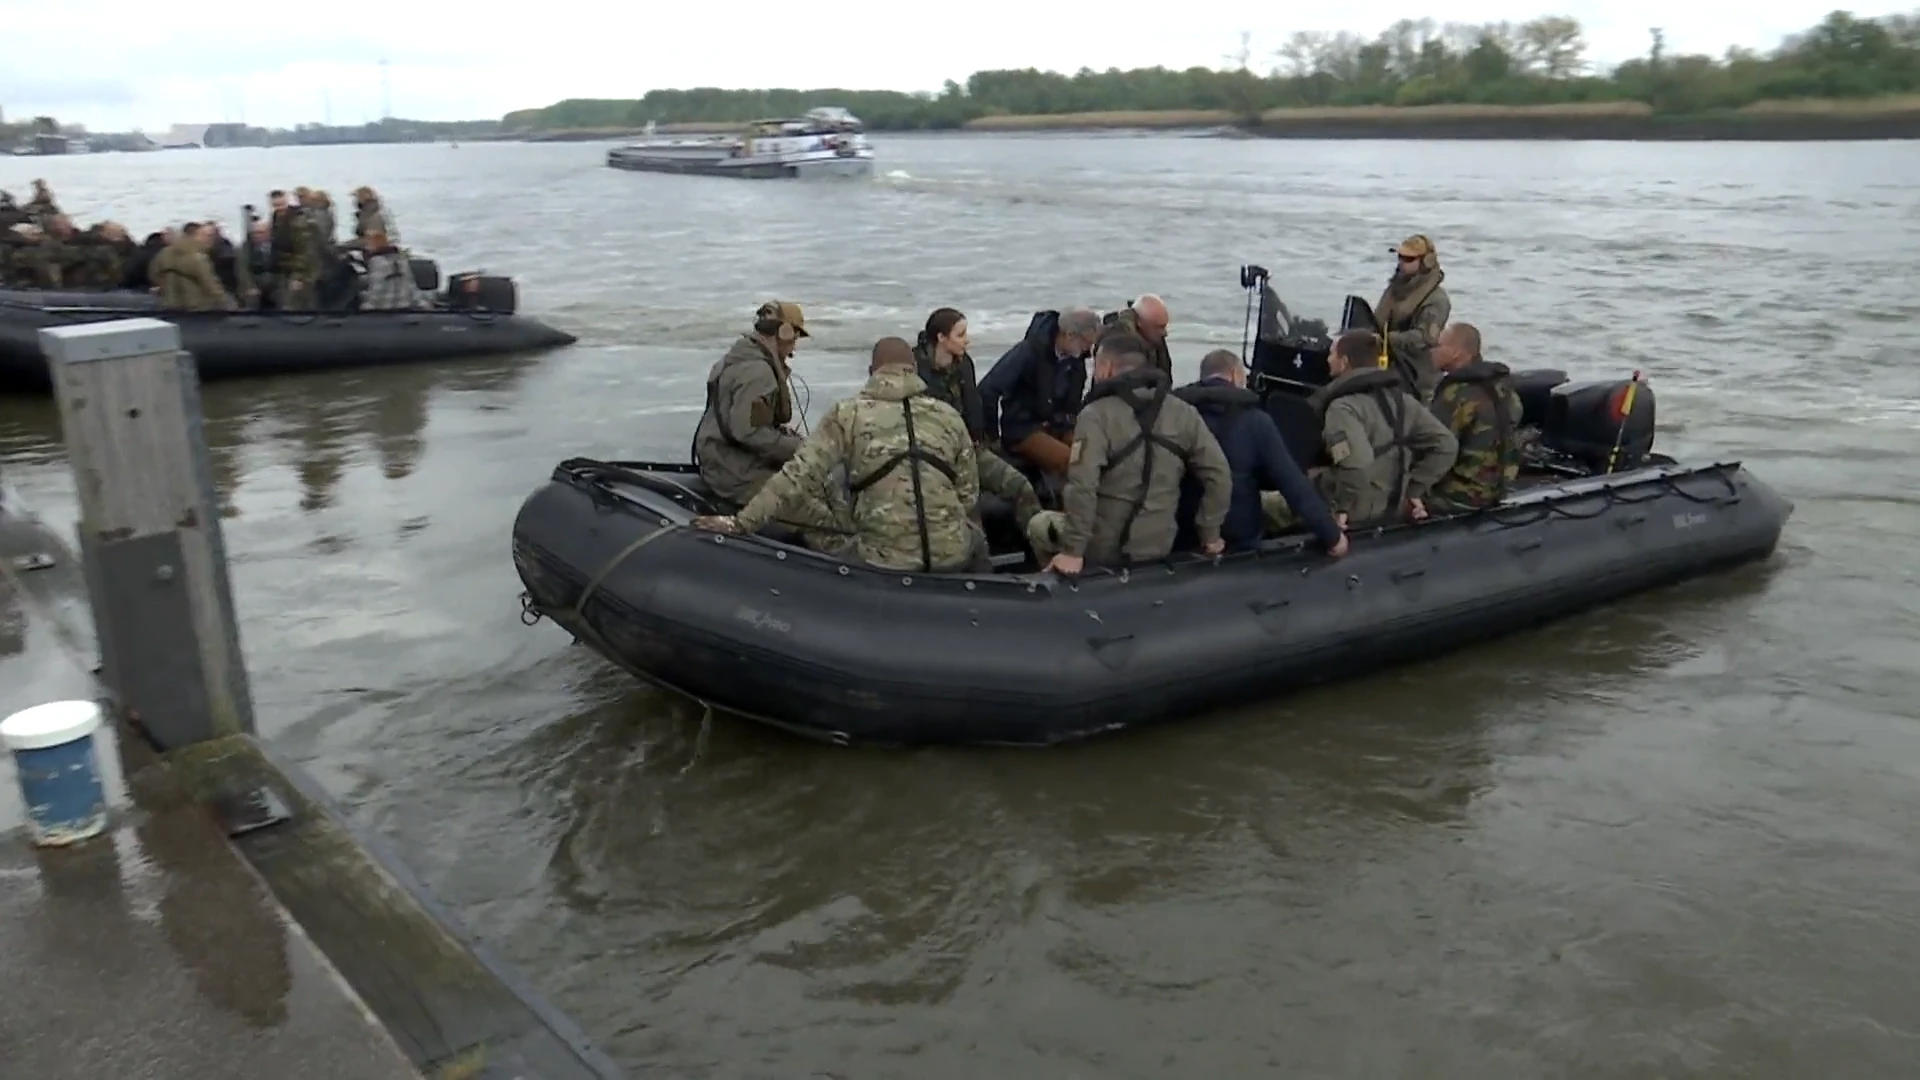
[
  {"left": 915, "top": 307, "right": 1045, "bottom": 553},
  {"left": 914, "top": 307, "right": 985, "bottom": 444}
]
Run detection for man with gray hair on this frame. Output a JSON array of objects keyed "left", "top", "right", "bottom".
[
  {"left": 977, "top": 306, "right": 1105, "bottom": 483},
  {"left": 1026, "top": 330, "right": 1232, "bottom": 573},
  {"left": 1103, "top": 293, "right": 1173, "bottom": 377}
]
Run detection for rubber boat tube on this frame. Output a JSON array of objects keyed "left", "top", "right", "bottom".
[
  {"left": 0, "top": 287, "right": 576, "bottom": 392},
  {"left": 512, "top": 456, "right": 1793, "bottom": 747}
]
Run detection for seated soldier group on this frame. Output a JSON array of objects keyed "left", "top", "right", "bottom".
[{"left": 688, "top": 235, "right": 1525, "bottom": 575}]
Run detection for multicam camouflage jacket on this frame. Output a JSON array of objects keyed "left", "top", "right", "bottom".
[{"left": 735, "top": 366, "right": 980, "bottom": 572}]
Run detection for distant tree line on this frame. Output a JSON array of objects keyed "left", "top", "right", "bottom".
[
  {"left": 504, "top": 10, "right": 1920, "bottom": 130},
  {"left": 3, "top": 114, "right": 502, "bottom": 151}
]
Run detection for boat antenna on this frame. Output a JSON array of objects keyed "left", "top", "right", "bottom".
[{"left": 1237, "top": 263, "right": 1268, "bottom": 365}]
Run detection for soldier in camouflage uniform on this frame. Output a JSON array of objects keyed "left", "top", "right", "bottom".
[
  {"left": 0, "top": 223, "right": 31, "bottom": 285},
  {"left": 1027, "top": 330, "right": 1233, "bottom": 572},
  {"left": 1376, "top": 234, "right": 1452, "bottom": 401},
  {"left": 2, "top": 224, "right": 61, "bottom": 288},
  {"left": 148, "top": 224, "right": 237, "bottom": 311},
  {"left": 1424, "top": 322, "right": 1523, "bottom": 512},
  {"left": 304, "top": 190, "right": 338, "bottom": 249},
  {"left": 694, "top": 301, "right": 808, "bottom": 508},
  {"left": 1265, "top": 329, "right": 1458, "bottom": 532},
  {"left": 267, "top": 190, "right": 319, "bottom": 309},
  {"left": 68, "top": 222, "right": 134, "bottom": 289},
  {"left": 1102, "top": 294, "right": 1173, "bottom": 378},
  {"left": 360, "top": 231, "right": 423, "bottom": 310},
  {"left": 694, "top": 337, "right": 982, "bottom": 573},
  {"left": 23, "top": 180, "right": 60, "bottom": 228},
  {"left": 351, "top": 186, "right": 401, "bottom": 249},
  {"left": 38, "top": 215, "right": 85, "bottom": 288}
]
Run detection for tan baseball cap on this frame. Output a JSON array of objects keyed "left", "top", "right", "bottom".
[
  {"left": 1391, "top": 234, "right": 1436, "bottom": 258},
  {"left": 756, "top": 300, "right": 809, "bottom": 337}
]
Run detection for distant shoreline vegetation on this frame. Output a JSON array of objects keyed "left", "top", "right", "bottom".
[
  {"left": 11, "top": 10, "right": 1915, "bottom": 150},
  {"left": 499, "top": 10, "right": 1920, "bottom": 140}
]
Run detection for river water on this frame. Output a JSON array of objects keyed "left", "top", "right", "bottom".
[{"left": 3, "top": 135, "right": 1917, "bottom": 1077}]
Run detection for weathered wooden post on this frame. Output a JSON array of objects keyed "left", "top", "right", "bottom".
[{"left": 40, "top": 319, "right": 257, "bottom": 749}]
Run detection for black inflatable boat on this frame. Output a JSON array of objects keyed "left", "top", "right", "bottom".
[
  {"left": 509, "top": 277, "right": 1793, "bottom": 748},
  {"left": 0, "top": 264, "right": 575, "bottom": 392}
]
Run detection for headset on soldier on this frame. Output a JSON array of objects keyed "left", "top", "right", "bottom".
[{"left": 754, "top": 301, "right": 801, "bottom": 343}]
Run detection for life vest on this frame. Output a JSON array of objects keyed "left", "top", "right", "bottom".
[
  {"left": 1086, "top": 369, "right": 1185, "bottom": 557},
  {"left": 1433, "top": 359, "right": 1517, "bottom": 500},
  {"left": 1315, "top": 367, "right": 1417, "bottom": 513}
]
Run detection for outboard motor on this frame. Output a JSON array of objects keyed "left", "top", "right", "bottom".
[
  {"left": 409, "top": 257, "right": 440, "bottom": 294},
  {"left": 1509, "top": 369, "right": 1569, "bottom": 428},
  {"left": 445, "top": 272, "right": 519, "bottom": 315},
  {"left": 1541, "top": 378, "right": 1656, "bottom": 472}
]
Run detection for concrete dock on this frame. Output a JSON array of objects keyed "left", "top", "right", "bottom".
[
  {"left": 1, "top": 499, "right": 420, "bottom": 1078},
  {"left": 2, "top": 493, "right": 622, "bottom": 1079}
]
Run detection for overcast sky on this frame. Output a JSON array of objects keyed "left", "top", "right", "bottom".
[{"left": 0, "top": 0, "right": 1865, "bottom": 131}]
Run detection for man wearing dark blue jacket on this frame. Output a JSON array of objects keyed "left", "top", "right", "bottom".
[
  {"left": 1174, "top": 350, "right": 1348, "bottom": 556},
  {"left": 976, "top": 307, "right": 1105, "bottom": 483}
]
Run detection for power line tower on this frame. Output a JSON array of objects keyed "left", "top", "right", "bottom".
[
  {"left": 1223, "top": 30, "right": 1254, "bottom": 71},
  {"left": 380, "top": 58, "right": 392, "bottom": 120}
]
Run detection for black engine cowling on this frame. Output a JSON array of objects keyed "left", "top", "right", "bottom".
[
  {"left": 444, "top": 272, "right": 518, "bottom": 315},
  {"left": 409, "top": 257, "right": 440, "bottom": 294},
  {"left": 1510, "top": 369, "right": 1568, "bottom": 428},
  {"left": 1540, "top": 378, "right": 1656, "bottom": 472}
]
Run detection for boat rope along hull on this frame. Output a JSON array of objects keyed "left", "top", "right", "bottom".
[
  {"left": 511, "top": 459, "right": 1793, "bottom": 747},
  {"left": 0, "top": 293, "right": 575, "bottom": 392}
]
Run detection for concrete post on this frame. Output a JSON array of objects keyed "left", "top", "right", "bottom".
[{"left": 41, "top": 319, "right": 257, "bottom": 749}]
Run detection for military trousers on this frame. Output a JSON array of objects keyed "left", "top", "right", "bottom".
[
  {"left": 1260, "top": 466, "right": 1335, "bottom": 535},
  {"left": 273, "top": 276, "right": 317, "bottom": 311}
]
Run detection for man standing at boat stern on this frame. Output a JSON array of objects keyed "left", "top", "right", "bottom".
[
  {"left": 1376, "top": 234, "right": 1451, "bottom": 400},
  {"left": 1027, "top": 331, "right": 1232, "bottom": 574},
  {"left": 694, "top": 301, "right": 809, "bottom": 509},
  {"left": 694, "top": 337, "right": 981, "bottom": 573}
]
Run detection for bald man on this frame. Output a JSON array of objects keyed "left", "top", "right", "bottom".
[
  {"left": 1425, "top": 322, "right": 1523, "bottom": 511},
  {"left": 694, "top": 336, "right": 983, "bottom": 573},
  {"left": 1103, "top": 294, "right": 1173, "bottom": 377}
]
